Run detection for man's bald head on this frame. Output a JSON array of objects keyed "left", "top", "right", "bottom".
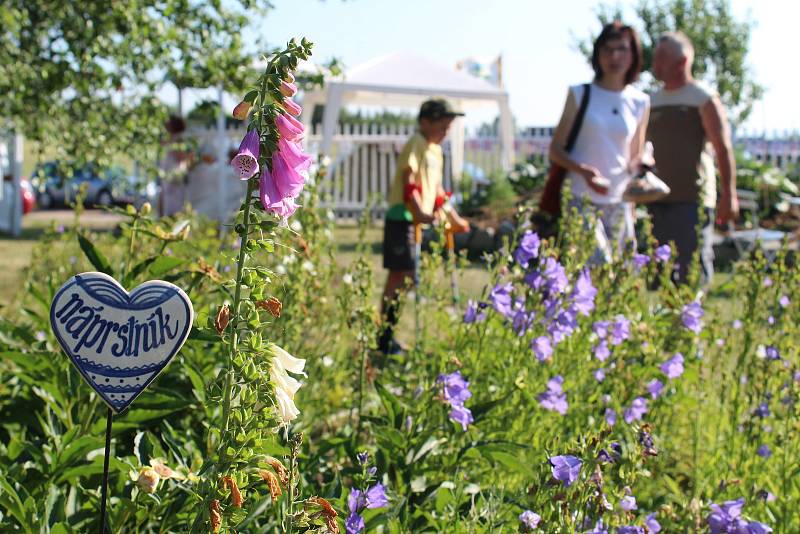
[
  {"left": 658, "top": 32, "right": 694, "bottom": 65},
  {"left": 653, "top": 31, "right": 694, "bottom": 84}
]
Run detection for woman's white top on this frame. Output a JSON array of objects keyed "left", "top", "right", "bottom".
[{"left": 566, "top": 82, "right": 649, "bottom": 204}]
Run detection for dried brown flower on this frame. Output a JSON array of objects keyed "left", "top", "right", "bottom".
[
  {"left": 198, "top": 259, "right": 223, "bottom": 282},
  {"left": 308, "top": 496, "right": 338, "bottom": 518},
  {"left": 326, "top": 516, "right": 340, "bottom": 534},
  {"left": 265, "top": 456, "right": 289, "bottom": 486},
  {"left": 308, "top": 496, "right": 339, "bottom": 534},
  {"left": 259, "top": 469, "right": 282, "bottom": 502},
  {"left": 256, "top": 297, "right": 282, "bottom": 318},
  {"left": 209, "top": 499, "right": 221, "bottom": 533},
  {"left": 214, "top": 305, "right": 230, "bottom": 335},
  {"left": 222, "top": 475, "right": 243, "bottom": 508}
]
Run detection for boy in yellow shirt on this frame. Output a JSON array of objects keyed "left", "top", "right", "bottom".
[{"left": 378, "top": 99, "right": 469, "bottom": 355}]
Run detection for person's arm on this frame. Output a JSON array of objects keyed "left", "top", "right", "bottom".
[
  {"left": 549, "top": 87, "right": 608, "bottom": 194},
  {"left": 435, "top": 184, "right": 470, "bottom": 232},
  {"left": 402, "top": 166, "right": 434, "bottom": 224},
  {"left": 700, "top": 95, "right": 739, "bottom": 224},
  {"left": 628, "top": 103, "right": 650, "bottom": 175}
]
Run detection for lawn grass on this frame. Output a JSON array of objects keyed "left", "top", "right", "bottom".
[{"left": 0, "top": 210, "right": 125, "bottom": 304}]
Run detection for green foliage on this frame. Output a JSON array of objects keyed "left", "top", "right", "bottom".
[
  {"left": 460, "top": 169, "right": 519, "bottom": 219},
  {"left": 506, "top": 159, "right": 547, "bottom": 196},
  {"left": 736, "top": 151, "right": 800, "bottom": 217},
  {"left": 1, "top": 167, "right": 799, "bottom": 532},
  {"left": 0, "top": 0, "right": 273, "bottom": 169}
]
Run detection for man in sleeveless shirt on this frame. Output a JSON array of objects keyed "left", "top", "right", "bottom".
[{"left": 647, "top": 32, "right": 739, "bottom": 284}]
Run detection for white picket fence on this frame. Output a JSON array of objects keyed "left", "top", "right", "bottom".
[
  {"left": 190, "top": 122, "right": 800, "bottom": 218},
  {"left": 736, "top": 134, "right": 800, "bottom": 169},
  {"left": 304, "top": 124, "right": 561, "bottom": 216},
  {"left": 305, "top": 123, "right": 457, "bottom": 217}
]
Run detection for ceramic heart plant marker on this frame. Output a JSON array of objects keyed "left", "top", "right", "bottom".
[{"left": 50, "top": 272, "right": 194, "bottom": 413}]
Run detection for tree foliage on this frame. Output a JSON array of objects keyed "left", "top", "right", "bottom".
[
  {"left": 0, "top": 0, "right": 273, "bottom": 169},
  {"left": 580, "top": 0, "right": 763, "bottom": 124}
]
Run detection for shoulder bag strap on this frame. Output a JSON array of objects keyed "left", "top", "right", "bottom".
[{"left": 564, "top": 83, "right": 591, "bottom": 152}]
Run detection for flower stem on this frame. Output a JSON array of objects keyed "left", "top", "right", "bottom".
[
  {"left": 221, "top": 177, "right": 257, "bottom": 436},
  {"left": 124, "top": 215, "right": 138, "bottom": 282},
  {"left": 287, "top": 434, "right": 298, "bottom": 534}
]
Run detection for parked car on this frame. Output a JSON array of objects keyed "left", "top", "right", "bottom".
[
  {"left": 31, "top": 162, "right": 115, "bottom": 209},
  {"left": 2, "top": 174, "right": 36, "bottom": 214},
  {"left": 105, "top": 166, "right": 159, "bottom": 209}
]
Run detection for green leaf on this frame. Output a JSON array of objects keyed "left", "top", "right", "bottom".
[
  {"left": 470, "top": 394, "right": 510, "bottom": 422},
  {"left": 243, "top": 90, "right": 258, "bottom": 103},
  {"left": 0, "top": 477, "right": 30, "bottom": 533},
  {"left": 411, "top": 436, "right": 446, "bottom": 463},
  {"left": 77, "top": 234, "right": 113, "bottom": 276},
  {"left": 148, "top": 256, "right": 186, "bottom": 278},
  {"left": 475, "top": 444, "right": 532, "bottom": 475},
  {"left": 184, "top": 365, "right": 207, "bottom": 403},
  {"left": 188, "top": 326, "right": 220, "bottom": 342},
  {"left": 55, "top": 435, "right": 105, "bottom": 471},
  {"left": 125, "top": 256, "right": 158, "bottom": 285},
  {"left": 51, "top": 522, "right": 72, "bottom": 534},
  {"left": 374, "top": 382, "right": 403, "bottom": 427},
  {"left": 54, "top": 456, "right": 128, "bottom": 485}
]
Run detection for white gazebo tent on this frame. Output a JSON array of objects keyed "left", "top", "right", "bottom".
[{"left": 301, "top": 51, "right": 515, "bottom": 181}]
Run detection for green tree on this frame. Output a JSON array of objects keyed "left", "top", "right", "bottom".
[
  {"left": 0, "top": 1, "right": 273, "bottom": 170},
  {"left": 580, "top": 0, "right": 763, "bottom": 124}
]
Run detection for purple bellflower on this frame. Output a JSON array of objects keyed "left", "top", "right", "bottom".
[
  {"left": 654, "top": 244, "right": 671, "bottom": 262},
  {"left": 531, "top": 336, "right": 553, "bottom": 362},
  {"left": 549, "top": 454, "right": 582, "bottom": 487},
  {"left": 647, "top": 379, "right": 665, "bottom": 399},
  {"left": 660, "top": 353, "right": 685, "bottom": 379},
  {"left": 513, "top": 231, "right": 540, "bottom": 268},
  {"left": 645, "top": 513, "right": 662, "bottom": 533},
  {"left": 624, "top": 397, "right": 648, "bottom": 424},
  {"left": 571, "top": 269, "right": 597, "bottom": 316},
  {"left": 519, "top": 510, "right": 541, "bottom": 530},
  {"left": 489, "top": 282, "right": 514, "bottom": 317},
  {"left": 682, "top": 301, "right": 704, "bottom": 333},
  {"left": 538, "top": 375, "right": 568, "bottom": 415}
]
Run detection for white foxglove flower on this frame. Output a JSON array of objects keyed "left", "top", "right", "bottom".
[{"left": 268, "top": 344, "right": 306, "bottom": 424}]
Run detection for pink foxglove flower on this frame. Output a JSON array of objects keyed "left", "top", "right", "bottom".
[
  {"left": 260, "top": 166, "right": 299, "bottom": 219},
  {"left": 231, "top": 129, "right": 260, "bottom": 180},
  {"left": 281, "top": 98, "right": 302, "bottom": 116},
  {"left": 278, "top": 137, "right": 312, "bottom": 171},
  {"left": 276, "top": 113, "right": 305, "bottom": 142},
  {"left": 272, "top": 149, "right": 306, "bottom": 198},
  {"left": 280, "top": 80, "right": 298, "bottom": 97},
  {"left": 272, "top": 151, "right": 306, "bottom": 197}
]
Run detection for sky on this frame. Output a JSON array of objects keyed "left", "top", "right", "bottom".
[{"left": 181, "top": 0, "right": 799, "bottom": 134}]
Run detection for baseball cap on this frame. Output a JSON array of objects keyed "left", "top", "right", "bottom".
[{"left": 418, "top": 99, "right": 465, "bottom": 121}]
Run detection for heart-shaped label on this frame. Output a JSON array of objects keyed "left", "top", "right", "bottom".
[{"left": 49, "top": 272, "right": 194, "bottom": 413}]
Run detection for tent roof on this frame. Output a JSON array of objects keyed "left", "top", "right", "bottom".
[{"left": 315, "top": 51, "right": 507, "bottom": 108}]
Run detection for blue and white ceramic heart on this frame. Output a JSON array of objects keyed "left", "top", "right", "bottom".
[{"left": 50, "top": 272, "right": 193, "bottom": 414}]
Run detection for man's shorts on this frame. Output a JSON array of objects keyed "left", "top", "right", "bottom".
[{"left": 383, "top": 219, "right": 416, "bottom": 271}]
